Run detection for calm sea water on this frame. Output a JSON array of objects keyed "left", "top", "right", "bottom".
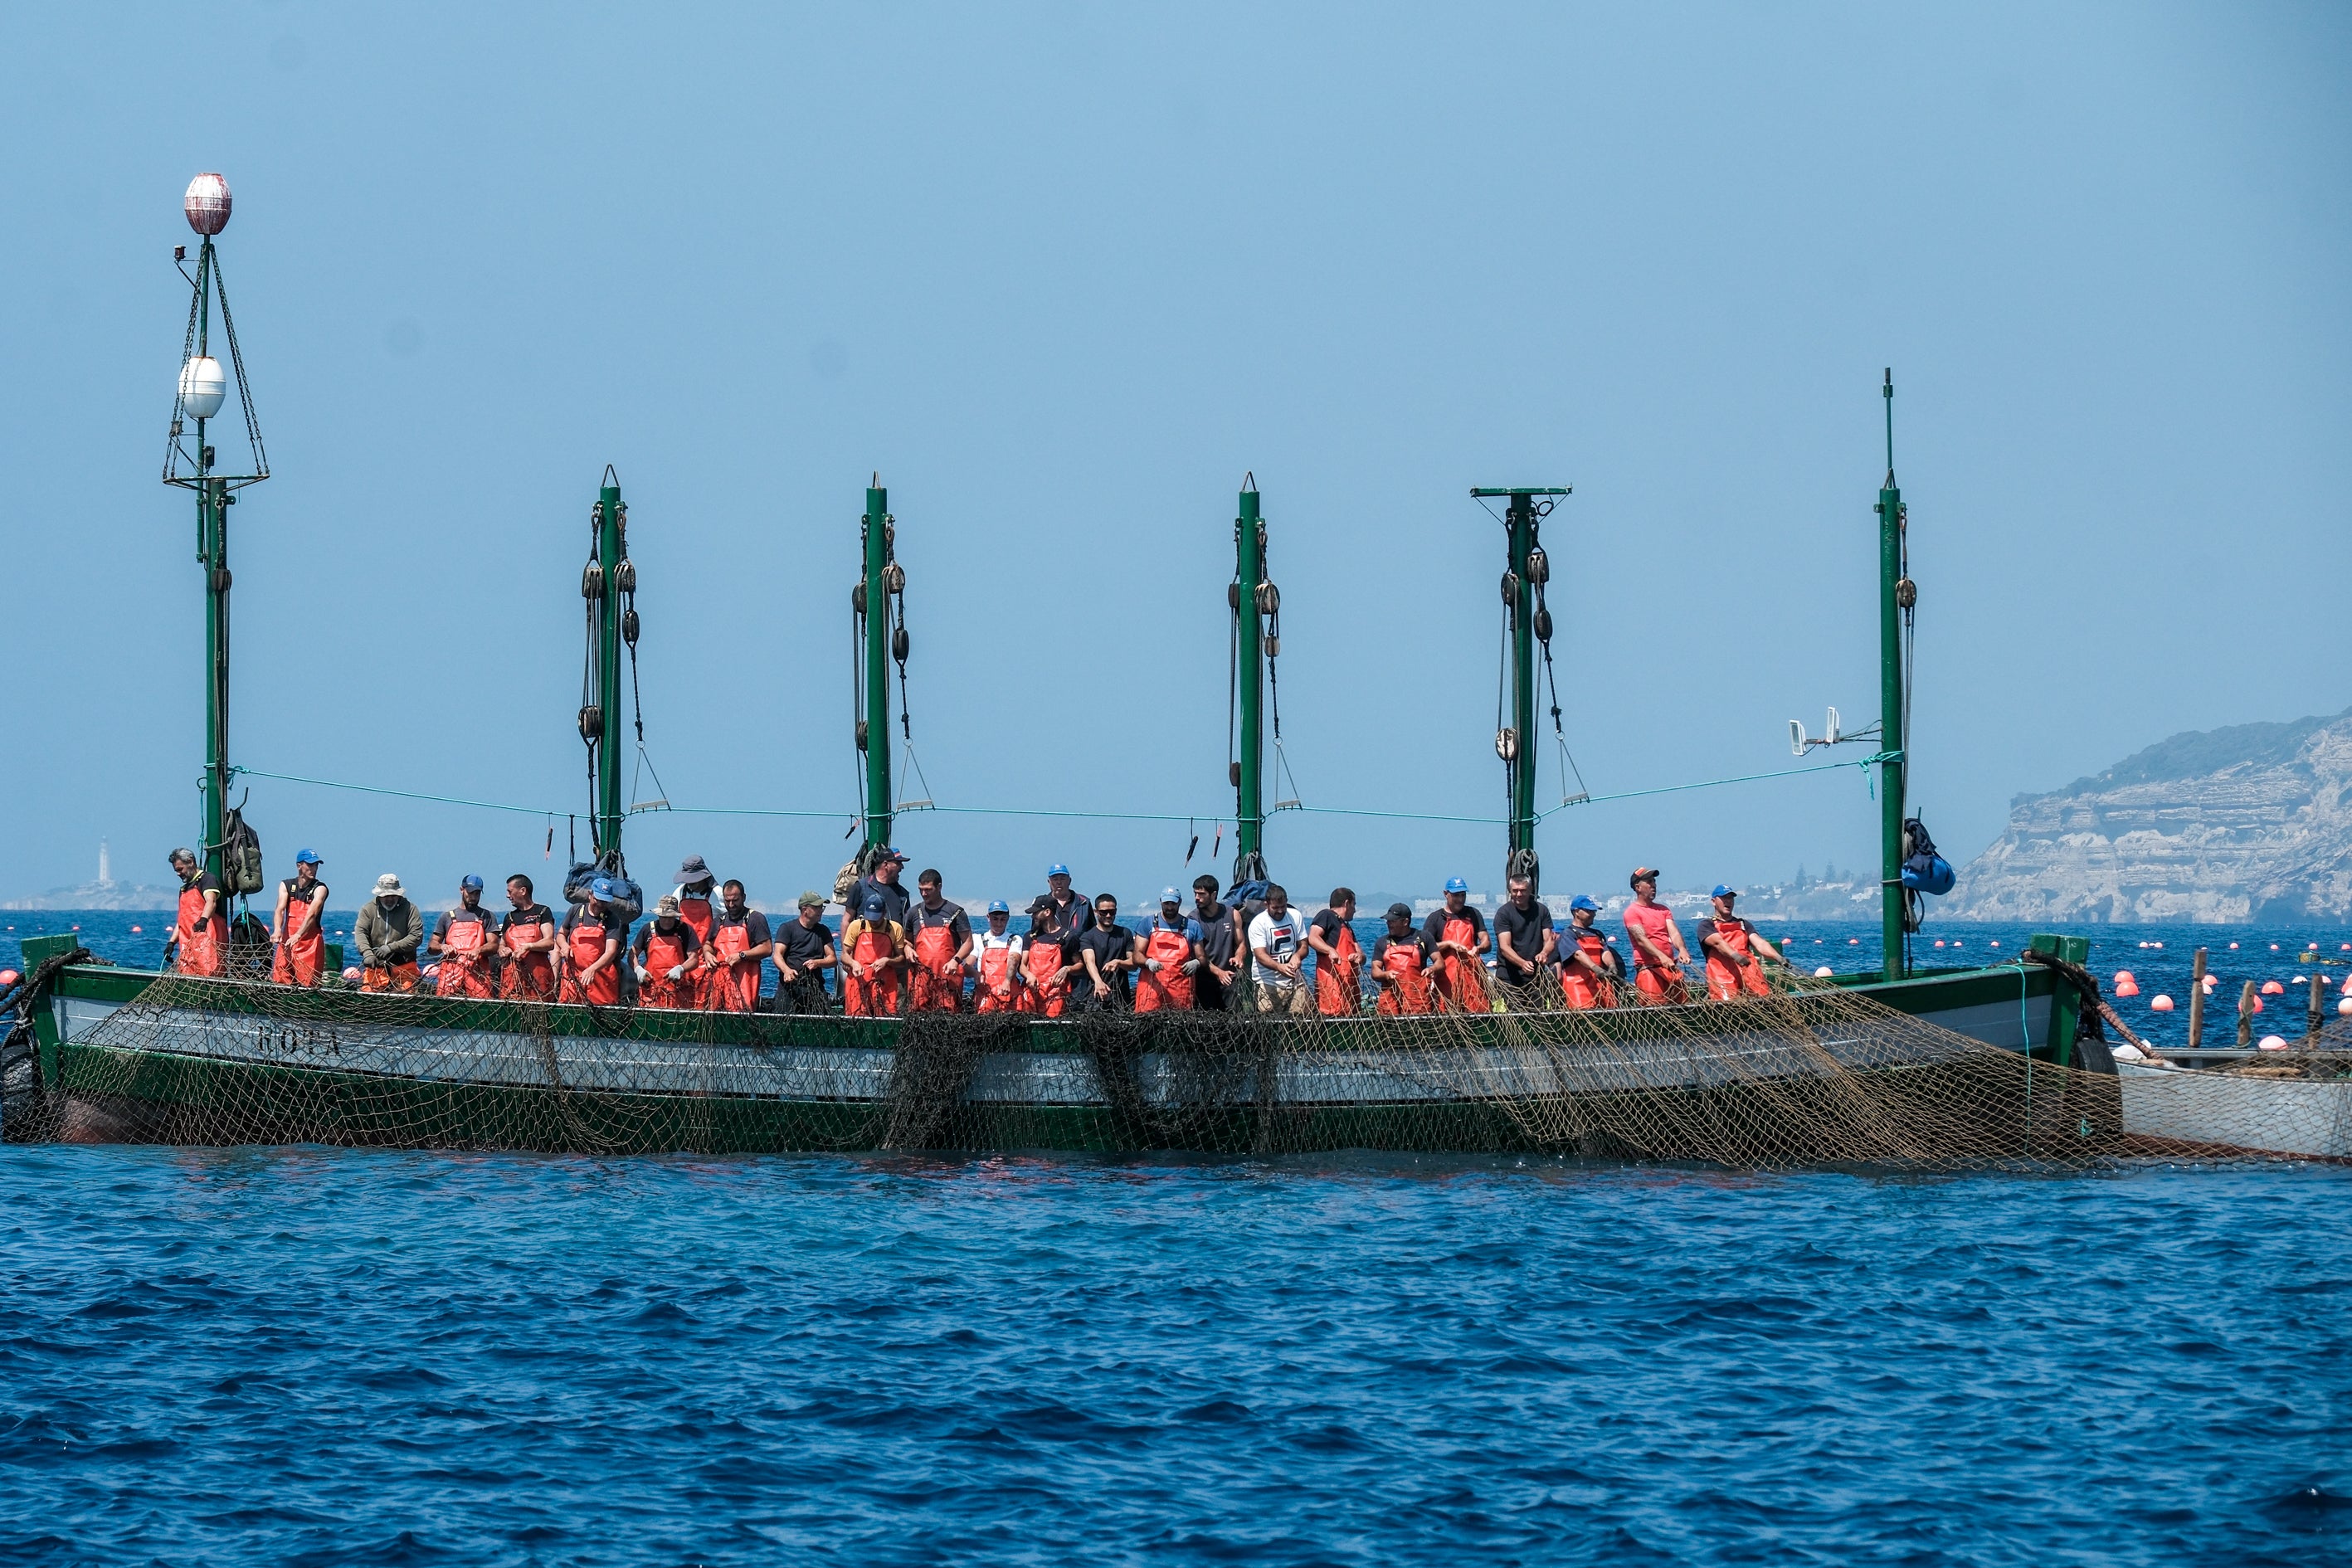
[
  {"left": 4, "top": 1151, "right": 2350, "bottom": 1566},
  {"left": 6, "top": 913, "right": 2351, "bottom": 1563}
]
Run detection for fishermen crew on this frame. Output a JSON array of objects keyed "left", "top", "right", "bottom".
[
  {"left": 270, "top": 849, "right": 329, "bottom": 986},
  {"left": 704, "top": 879, "right": 773, "bottom": 1013},
  {"left": 969, "top": 899, "right": 1025, "bottom": 1015},
  {"left": 354, "top": 873, "right": 424, "bottom": 991},
  {"left": 840, "top": 890, "right": 910, "bottom": 1016},
  {"left": 1622, "top": 867, "right": 1691, "bottom": 1003},
  {"left": 1247, "top": 884, "right": 1314, "bottom": 1017},
  {"left": 769, "top": 891, "right": 838, "bottom": 1015},
  {"left": 1019, "top": 900, "right": 1079, "bottom": 1017},
  {"left": 908, "top": 869, "right": 972, "bottom": 1012},
  {"left": 1078, "top": 893, "right": 1140, "bottom": 1011},
  {"left": 166, "top": 847, "right": 225, "bottom": 977},
  {"left": 1698, "top": 885, "right": 1785, "bottom": 1001},
  {"left": 1307, "top": 888, "right": 1364, "bottom": 1016},
  {"left": 1191, "top": 874, "right": 1239, "bottom": 1011},
  {"left": 674, "top": 855, "right": 720, "bottom": 1005},
  {"left": 1371, "top": 902, "right": 1435, "bottom": 1015},
  {"left": 631, "top": 894, "right": 703, "bottom": 1009},
  {"left": 1423, "top": 878, "right": 1491, "bottom": 1011},
  {"left": 558, "top": 877, "right": 626, "bottom": 1006},
  {"left": 1556, "top": 894, "right": 1620, "bottom": 1010},
  {"left": 1491, "top": 875, "right": 1556, "bottom": 1006},
  {"left": 1037, "top": 864, "right": 1088, "bottom": 938},
  {"left": 429, "top": 874, "right": 500, "bottom": 997},
  {"left": 1133, "top": 888, "right": 1205, "bottom": 1013},
  {"left": 499, "top": 874, "right": 559, "bottom": 1001}
]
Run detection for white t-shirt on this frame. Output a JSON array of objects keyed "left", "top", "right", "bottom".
[
  {"left": 972, "top": 930, "right": 1024, "bottom": 958},
  {"left": 1246, "top": 908, "right": 1306, "bottom": 985}
]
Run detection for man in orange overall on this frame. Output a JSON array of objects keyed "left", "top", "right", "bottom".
[
  {"left": 1307, "top": 888, "right": 1364, "bottom": 1016},
  {"left": 1622, "top": 867, "right": 1691, "bottom": 1003},
  {"left": 1133, "top": 888, "right": 1205, "bottom": 1013},
  {"left": 1422, "top": 878, "right": 1491, "bottom": 1011},
  {"left": 270, "top": 849, "right": 329, "bottom": 986},
  {"left": 968, "top": 900, "right": 1025, "bottom": 1014},
  {"left": 840, "top": 890, "right": 910, "bottom": 1016},
  {"left": 631, "top": 894, "right": 704, "bottom": 1008},
  {"left": 1556, "top": 895, "right": 1620, "bottom": 1009},
  {"left": 1371, "top": 903, "right": 1434, "bottom": 1015},
  {"left": 907, "top": 869, "right": 972, "bottom": 1012},
  {"left": 703, "top": 880, "right": 773, "bottom": 1013},
  {"left": 498, "top": 874, "right": 559, "bottom": 1001},
  {"left": 166, "top": 848, "right": 225, "bottom": 977},
  {"left": 1699, "top": 885, "right": 1785, "bottom": 1001},
  {"left": 427, "top": 874, "right": 501, "bottom": 997}
]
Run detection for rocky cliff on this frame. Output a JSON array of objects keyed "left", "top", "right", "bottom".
[{"left": 1943, "top": 708, "right": 2352, "bottom": 925}]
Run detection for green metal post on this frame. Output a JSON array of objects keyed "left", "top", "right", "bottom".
[
  {"left": 1507, "top": 491, "right": 1538, "bottom": 869},
  {"left": 1877, "top": 370, "right": 1907, "bottom": 981},
  {"left": 862, "top": 481, "right": 892, "bottom": 855},
  {"left": 1234, "top": 482, "right": 1264, "bottom": 872},
  {"left": 596, "top": 477, "right": 625, "bottom": 861},
  {"left": 194, "top": 236, "right": 228, "bottom": 884}
]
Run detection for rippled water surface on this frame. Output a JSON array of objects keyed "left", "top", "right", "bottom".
[{"left": 4, "top": 1148, "right": 2350, "bottom": 1566}]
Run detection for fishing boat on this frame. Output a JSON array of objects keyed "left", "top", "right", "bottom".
[{"left": 3, "top": 177, "right": 2143, "bottom": 1165}]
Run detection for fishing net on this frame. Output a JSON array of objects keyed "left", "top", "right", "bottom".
[{"left": 10, "top": 957, "right": 2345, "bottom": 1166}]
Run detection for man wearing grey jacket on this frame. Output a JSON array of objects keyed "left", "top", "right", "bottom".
[{"left": 353, "top": 872, "right": 423, "bottom": 991}]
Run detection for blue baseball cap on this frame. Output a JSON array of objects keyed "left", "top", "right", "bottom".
[
  {"left": 986, "top": 898, "right": 1009, "bottom": 914},
  {"left": 1048, "top": 863, "right": 1070, "bottom": 879},
  {"left": 859, "top": 892, "right": 888, "bottom": 918},
  {"left": 1569, "top": 894, "right": 1600, "bottom": 913},
  {"left": 1161, "top": 886, "right": 1181, "bottom": 904},
  {"left": 590, "top": 876, "right": 616, "bottom": 901},
  {"left": 1712, "top": 884, "right": 1737, "bottom": 898},
  {"left": 1444, "top": 876, "right": 1468, "bottom": 894},
  {"left": 293, "top": 847, "right": 322, "bottom": 865},
  {"left": 876, "top": 846, "right": 908, "bottom": 864},
  {"left": 460, "top": 874, "right": 484, "bottom": 891}
]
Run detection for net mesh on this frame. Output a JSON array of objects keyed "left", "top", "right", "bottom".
[{"left": 9, "top": 965, "right": 2347, "bottom": 1167}]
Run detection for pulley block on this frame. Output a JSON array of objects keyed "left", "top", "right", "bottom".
[
  {"left": 621, "top": 609, "right": 640, "bottom": 646},
  {"left": 209, "top": 567, "right": 232, "bottom": 593},
  {"left": 1229, "top": 762, "right": 1242, "bottom": 787},
  {"left": 1533, "top": 606, "right": 1553, "bottom": 641},
  {"left": 1495, "top": 727, "right": 1519, "bottom": 762},
  {"left": 855, "top": 719, "right": 869, "bottom": 752},
  {"left": 581, "top": 562, "right": 603, "bottom": 599},
  {"left": 892, "top": 627, "right": 910, "bottom": 662},
  {"left": 1500, "top": 572, "right": 1519, "bottom": 607},
  {"left": 577, "top": 704, "right": 602, "bottom": 742},
  {"left": 613, "top": 559, "right": 636, "bottom": 593},
  {"left": 883, "top": 562, "right": 905, "bottom": 594},
  {"left": 1896, "top": 577, "right": 1917, "bottom": 610},
  {"left": 1263, "top": 633, "right": 1279, "bottom": 658},
  {"left": 1526, "top": 547, "right": 1549, "bottom": 585},
  {"left": 1227, "top": 582, "right": 1241, "bottom": 611},
  {"left": 1255, "top": 581, "right": 1279, "bottom": 615},
  {"left": 851, "top": 582, "right": 866, "bottom": 616}
]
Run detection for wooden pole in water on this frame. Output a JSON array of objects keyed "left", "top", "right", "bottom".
[
  {"left": 2237, "top": 980, "right": 2257, "bottom": 1049},
  {"left": 2309, "top": 973, "right": 2326, "bottom": 1046},
  {"left": 2186, "top": 947, "right": 2207, "bottom": 1047}
]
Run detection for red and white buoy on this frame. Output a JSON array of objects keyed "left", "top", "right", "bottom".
[
  {"left": 2150, "top": 995, "right": 2174, "bottom": 1011},
  {"left": 2261, "top": 980, "right": 2286, "bottom": 996}
]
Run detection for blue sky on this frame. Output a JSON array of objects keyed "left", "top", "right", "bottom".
[{"left": 3, "top": 2, "right": 2346, "bottom": 909}]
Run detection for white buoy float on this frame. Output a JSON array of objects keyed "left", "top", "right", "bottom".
[
  {"left": 1814, "top": 966, "right": 1833, "bottom": 978},
  {"left": 2257, "top": 1035, "right": 2288, "bottom": 1051},
  {"left": 2150, "top": 995, "right": 2174, "bottom": 1011}
]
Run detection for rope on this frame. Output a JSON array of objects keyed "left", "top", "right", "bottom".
[{"left": 231, "top": 750, "right": 1901, "bottom": 832}]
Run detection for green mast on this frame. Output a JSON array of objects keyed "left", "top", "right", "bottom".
[
  {"left": 593, "top": 474, "right": 626, "bottom": 864},
  {"left": 1877, "top": 371, "right": 1908, "bottom": 980},
  {"left": 1231, "top": 479, "right": 1267, "bottom": 882},
  {"left": 1472, "top": 486, "right": 1569, "bottom": 892},
  {"left": 164, "top": 173, "right": 265, "bottom": 886},
  {"left": 856, "top": 477, "right": 894, "bottom": 857}
]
